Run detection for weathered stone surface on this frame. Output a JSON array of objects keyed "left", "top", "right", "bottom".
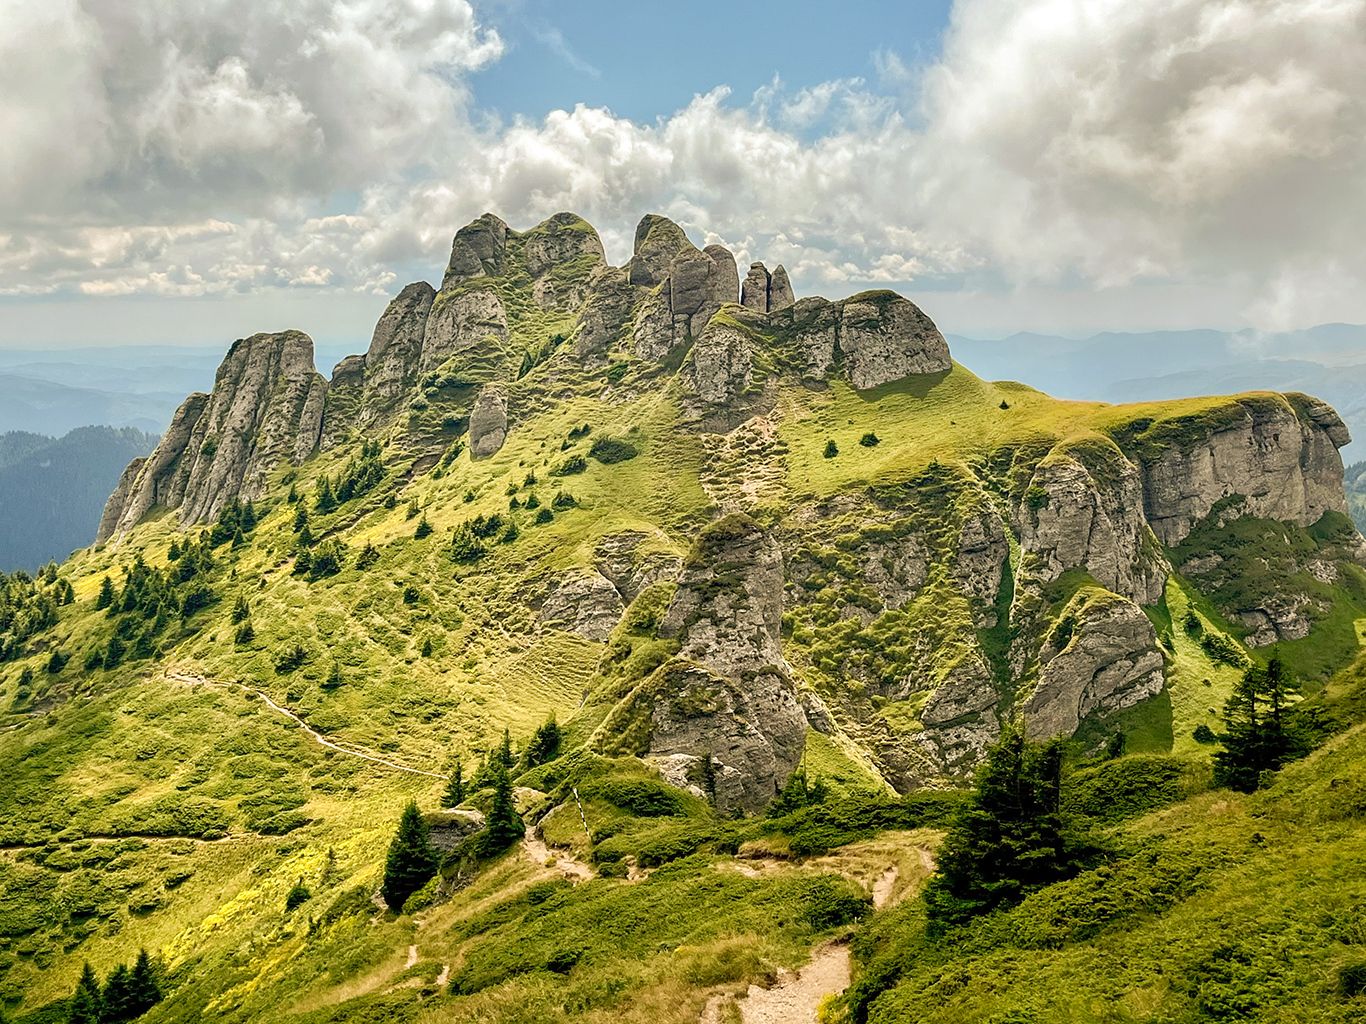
[
  {"left": 541, "top": 571, "right": 625, "bottom": 641},
  {"left": 687, "top": 320, "right": 753, "bottom": 405},
  {"left": 837, "top": 292, "right": 952, "bottom": 389},
  {"left": 632, "top": 284, "right": 676, "bottom": 362},
  {"left": 799, "top": 689, "right": 835, "bottom": 734},
  {"left": 105, "top": 332, "right": 327, "bottom": 535},
  {"left": 955, "top": 507, "right": 1012, "bottom": 624},
  {"left": 786, "top": 297, "right": 840, "bottom": 379},
  {"left": 704, "top": 245, "right": 740, "bottom": 309},
  {"left": 741, "top": 262, "right": 771, "bottom": 312},
  {"left": 1239, "top": 596, "right": 1314, "bottom": 647},
  {"left": 577, "top": 265, "right": 637, "bottom": 366},
  {"left": 524, "top": 212, "right": 606, "bottom": 278},
  {"left": 860, "top": 533, "right": 929, "bottom": 611},
  {"left": 1133, "top": 398, "right": 1351, "bottom": 547},
  {"left": 468, "top": 386, "right": 509, "bottom": 459},
  {"left": 768, "top": 265, "right": 794, "bottom": 312},
  {"left": 524, "top": 213, "right": 606, "bottom": 309},
  {"left": 1015, "top": 447, "right": 1170, "bottom": 606},
  {"left": 420, "top": 286, "right": 509, "bottom": 373},
  {"left": 426, "top": 809, "right": 485, "bottom": 850},
  {"left": 361, "top": 281, "right": 434, "bottom": 412},
  {"left": 96, "top": 457, "right": 148, "bottom": 544},
  {"left": 593, "top": 531, "right": 682, "bottom": 604},
  {"left": 629, "top": 215, "right": 692, "bottom": 287},
  {"left": 320, "top": 355, "right": 366, "bottom": 451},
  {"left": 669, "top": 248, "right": 713, "bottom": 319},
  {"left": 643, "top": 514, "right": 807, "bottom": 809},
  {"left": 440, "top": 213, "right": 507, "bottom": 290},
  {"left": 1024, "top": 593, "right": 1165, "bottom": 740}
]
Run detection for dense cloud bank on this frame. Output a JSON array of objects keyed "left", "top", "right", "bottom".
[{"left": 3, "top": 0, "right": 1364, "bottom": 329}]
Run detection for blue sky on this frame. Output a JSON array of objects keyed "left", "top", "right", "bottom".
[
  {"left": 1, "top": 0, "right": 1364, "bottom": 354},
  {"left": 473, "top": 0, "right": 953, "bottom": 126}
]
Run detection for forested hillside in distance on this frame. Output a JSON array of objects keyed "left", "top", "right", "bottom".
[{"left": 0, "top": 427, "right": 158, "bottom": 572}]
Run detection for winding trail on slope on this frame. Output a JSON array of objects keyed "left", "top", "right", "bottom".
[{"left": 166, "top": 671, "right": 445, "bottom": 779}]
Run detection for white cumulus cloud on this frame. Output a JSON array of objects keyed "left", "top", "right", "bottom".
[{"left": 2, "top": 0, "right": 1366, "bottom": 332}]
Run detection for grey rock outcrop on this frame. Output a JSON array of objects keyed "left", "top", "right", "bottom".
[
  {"left": 687, "top": 319, "right": 753, "bottom": 405},
  {"left": 420, "top": 286, "right": 509, "bottom": 373},
  {"left": 468, "top": 386, "right": 508, "bottom": 459},
  {"left": 773, "top": 291, "right": 950, "bottom": 389},
  {"left": 836, "top": 292, "right": 952, "bottom": 388},
  {"left": 1131, "top": 396, "right": 1351, "bottom": 547},
  {"left": 741, "top": 263, "right": 770, "bottom": 312},
  {"left": 593, "top": 531, "right": 682, "bottom": 604},
  {"left": 541, "top": 572, "right": 626, "bottom": 642},
  {"left": 768, "top": 265, "right": 795, "bottom": 312},
  {"left": 96, "top": 457, "right": 148, "bottom": 545},
  {"left": 524, "top": 212, "right": 607, "bottom": 309},
  {"left": 628, "top": 215, "right": 691, "bottom": 287},
  {"left": 577, "top": 266, "right": 636, "bottom": 367},
  {"left": 596, "top": 514, "right": 806, "bottom": 811},
  {"left": 320, "top": 355, "right": 365, "bottom": 451},
  {"left": 955, "top": 507, "right": 1012, "bottom": 624},
  {"left": 705, "top": 245, "right": 740, "bottom": 311},
  {"left": 361, "top": 281, "right": 433, "bottom": 413},
  {"left": 1023, "top": 593, "right": 1165, "bottom": 740},
  {"left": 100, "top": 332, "right": 327, "bottom": 537},
  {"left": 1015, "top": 445, "right": 1169, "bottom": 606},
  {"left": 740, "top": 262, "right": 794, "bottom": 313},
  {"left": 439, "top": 213, "right": 507, "bottom": 290}
]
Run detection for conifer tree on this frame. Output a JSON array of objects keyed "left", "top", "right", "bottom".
[
  {"left": 240, "top": 500, "right": 258, "bottom": 531},
  {"left": 481, "top": 760, "right": 524, "bottom": 855},
  {"left": 698, "top": 753, "right": 717, "bottom": 804},
  {"left": 1214, "top": 653, "right": 1304, "bottom": 793},
  {"left": 442, "top": 761, "right": 466, "bottom": 807},
  {"left": 315, "top": 476, "right": 338, "bottom": 513},
  {"left": 525, "top": 715, "right": 562, "bottom": 767},
  {"left": 293, "top": 505, "right": 309, "bottom": 532},
  {"left": 406, "top": 496, "right": 420, "bottom": 520},
  {"left": 102, "top": 964, "right": 134, "bottom": 1022},
  {"left": 923, "top": 726, "right": 1084, "bottom": 929},
  {"left": 496, "top": 728, "right": 514, "bottom": 768},
  {"left": 95, "top": 576, "right": 115, "bottom": 611},
  {"left": 381, "top": 801, "right": 437, "bottom": 911},
  {"left": 68, "top": 962, "right": 102, "bottom": 1024},
  {"left": 128, "top": 949, "right": 161, "bottom": 1016},
  {"left": 231, "top": 595, "right": 250, "bottom": 624}
]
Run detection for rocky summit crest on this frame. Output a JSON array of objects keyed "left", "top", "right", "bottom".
[{"left": 91, "top": 210, "right": 1364, "bottom": 804}]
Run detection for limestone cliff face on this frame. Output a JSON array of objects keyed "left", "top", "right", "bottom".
[
  {"left": 1126, "top": 396, "right": 1351, "bottom": 547},
  {"left": 96, "top": 457, "right": 148, "bottom": 544},
  {"left": 1023, "top": 592, "right": 1165, "bottom": 740},
  {"left": 362, "top": 281, "right": 434, "bottom": 414},
  {"left": 627, "top": 216, "right": 740, "bottom": 363},
  {"left": 591, "top": 515, "right": 806, "bottom": 811},
  {"left": 100, "top": 332, "right": 325, "bottom": 538}
]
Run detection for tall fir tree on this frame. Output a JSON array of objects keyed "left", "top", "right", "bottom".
[
  {"left": 95, "top": 575, "right": 115, "bottom": 611},
  {"left": 68, "top": 962, "right": 102, "bottom": 1024},
  {"left": 923, "top": 726, "right": 1085, "bottom": 929},
  {"left": 442, "top": 761, "right": 466, "bottom": 807},
  {"left": 525, "top": 714, "right": 562, "bottom": 766},
  {"left": 128, "top": 948, "right": 161, "bottom": 1016},
  {"left": 381, "top": 801, "right": 437, "bottom": 911},
  {"left": 1214, "top": 653, "right": 1304, "bottom": 793},
  {"left": 102, "top": 964, "right": 134, "bottom": 1023},
  {"left": 481, "top": 759, "right": 524, "bottom": 855},
  {"left": 496, "top": 728, "right": 514, "bottom": 769}
]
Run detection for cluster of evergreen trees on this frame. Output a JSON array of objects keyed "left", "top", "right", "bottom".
[
  {"left": 288, "top": 503, "right": 380, "bottom": 581},
  {"left": 0, "top": 562, "right": 72, "bottom": 661},
  {"left": 88, "top": 537, "right": 220, "bottom": 669},
  {"left": 313, "top": 441, "right": 386, "bottom": 514},
  {"left": 381, "top": 722, "right": 561, "bottom": 912},
  {"left": 65, "top": 950, "right": 161, "bottom": 1024}
]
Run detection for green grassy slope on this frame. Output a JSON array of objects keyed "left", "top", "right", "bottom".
[{"left": 2, "top": 242, "right": 1364, "bottom": 1018}]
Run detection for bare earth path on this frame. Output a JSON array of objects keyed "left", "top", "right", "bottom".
[{"left": 166, "top": 670, "right": 444, "bottom": 779}]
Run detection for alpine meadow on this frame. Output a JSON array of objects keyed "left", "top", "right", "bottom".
[{"left": 6, "top": 208, "right": 1366, "bottom": 1024}]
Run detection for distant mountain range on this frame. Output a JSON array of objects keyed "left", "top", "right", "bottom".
[{"left": 0, "top": 426, "right": 159, "bottom": 572}]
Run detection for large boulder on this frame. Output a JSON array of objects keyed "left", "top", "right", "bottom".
[
  {"left": 741, "top": 263, "right": 770, "bottom": 312},
  {"left": 687, "top": 320, "right": 753, "bottom": 405},
  {"left": 468, "top": 385, "right": 509, "bottom": 459},
  {"left": 361, "top": 281, "right": 434, "bottom": 411},
  {"left": 836, "top": 291, "right": 952, "bottom": 388},
  {"left": 439, "top": 213, "right": 507, "bottom": 290},
  {"left": 541, "top": 572, "right": 626, "bottom": 642}
]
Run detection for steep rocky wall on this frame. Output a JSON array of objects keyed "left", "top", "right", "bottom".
[
  {"left": 1121, "top": 396, "right": 1351, "bottom": 546},
  {"left": 100, "top": 332, "right": 326, "bottom": 537}
]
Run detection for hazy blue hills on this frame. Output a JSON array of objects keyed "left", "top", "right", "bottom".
[{"left": 0, "top": 426, "right": 159, "bottom": 572}]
